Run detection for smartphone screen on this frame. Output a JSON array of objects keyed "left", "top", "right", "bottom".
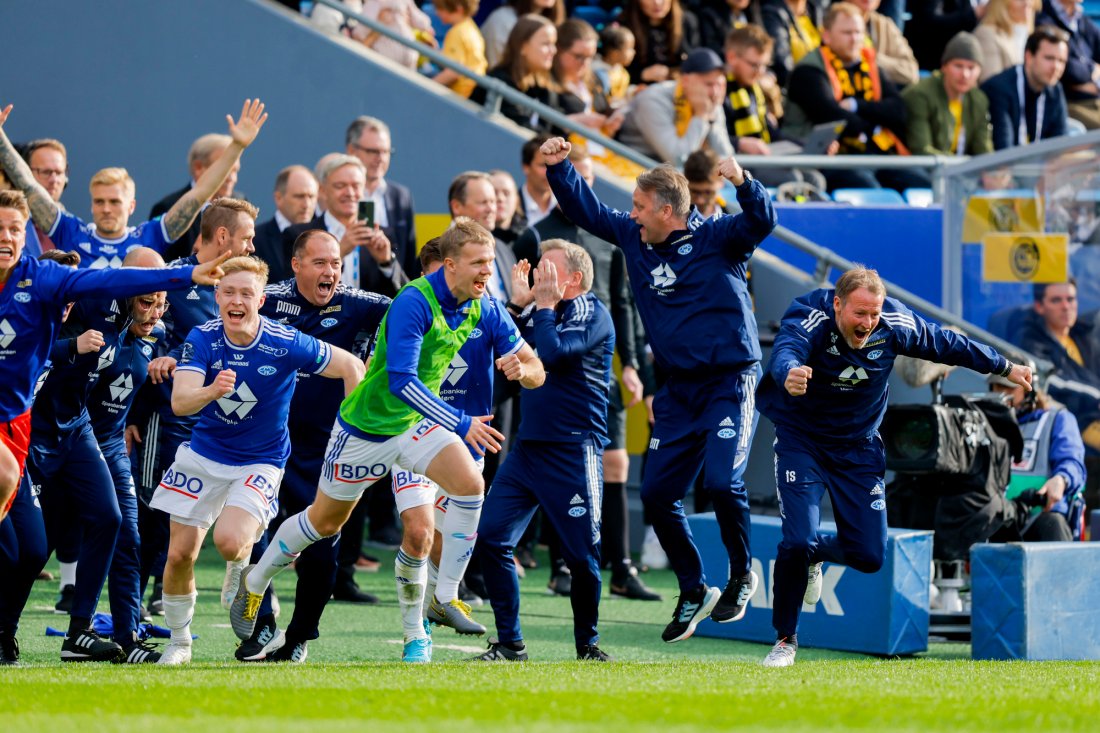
[{"left": 358, "top": 200, "right": 375, "bottom": 227}]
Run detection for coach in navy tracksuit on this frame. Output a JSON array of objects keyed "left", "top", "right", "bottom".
[
  {"left": 541, "top": 136, "right": 776, "bottom": 643},
  {"left": 477, "top": 241, "right": 615, "bottom": 662},
  {"left": 756, "top": 266, "right": 1032, "bottom": 667}
]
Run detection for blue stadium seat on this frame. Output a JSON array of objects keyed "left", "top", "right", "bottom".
[
  {"left": 831, "top": 188, "right": 906, "bottom": 206},
  {"left": 572, "top": 6, "right": 612, "bottom": 30},
  {"left": 903, "top": 188, "right": 934, "bottom": 207}
]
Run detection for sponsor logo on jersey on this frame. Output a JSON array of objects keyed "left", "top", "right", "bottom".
[
  {"left": 332, "top": 462, "right": 389, "bottom": 483},
  {"left": 837, "top": 366, "right": 869, "bottom": 386},
  {"left": 0, "top": 319, "right": 16, "bottom": 348},
  {"left": 866, "top": 349, "right": 883, "bottom": 360},
  {"left": 443, "top": 353, "right": 468, "bottom": 385},
  {"left": 233, "top": 353, "right": 245, "bottom": 360},
  {"left": 870, "top": 483, "right": 884, "bottom": 496},
  {"left": 97, "top": 345, "right": 117, "bottom": 372},
  {"left": 160, "top": 467, "right": 205, "bottom": 495},
  {"left": 320, "top": 304, "right": 342, "bottom": 315},
  {"left": 321, "top": 317, "right": 338, "bottom": 328},
  {"left": 568, "top": 506, "right": 587, "bottom": 518},
  {"left": 649, "top": 437, "right": 660, "bottom": 450},
  {"left": 719, "top": 417, "right": 735, "bottom": 427},
  {"left": 469, "top": 328, "right": 483, "bottom": 339},
  {"left": 827, "top": 346, "right": 840, "bottom": 355},
  {"left": 211, "top": 359, "right": 223, "bottom": 370},
  {"left": 677, "top": 243, "right": 693, "bottom": 256},
  {"left": 216, "top": 382, "right": 259, "bottom": 419},
  {"left": 650, "top": 263, "right": 677, "bottom": 288},
  {"left": 13, "top": 292, "right": 30, "bottom": 303},
  {"left": 109, "top": 372, "right": 134, "bottom": 402},
  {"left": 870, "top": 499, "right": 886, "bottom": 511},
  {"left": 258, "top": 345, "right": 288, "bottom": 358},
  {"left": 186, "top": 289, "right": 200, "bottom": 301},
  {"left": 141, "top": 344, "right": 152, "bottom": 357},
  {"left": 258, "top": 365, "right": 277, "bottom": 376},
  {"left": 570, "top": 494, "right": 584, "bottom": 505},
  {"left": 717, "top": 428, "right": 736, "bottom": 439},
  {"left": 16, "top": 279, "right": 31, "bottom": 288},
  {"left": 276, "top": 300, "right": 301, "bottom": 317}
]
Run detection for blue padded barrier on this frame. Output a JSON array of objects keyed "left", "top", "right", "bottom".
[
  {"left": 971, "top": 542, "right": 1100, "bottom": 660},
  {"left": 688, "top": 513, "right": 932, "bottom": 655}
]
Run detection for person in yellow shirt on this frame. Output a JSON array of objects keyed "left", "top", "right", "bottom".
[{"left": 432, "top": 0, "right": 487, "bottom": 98}]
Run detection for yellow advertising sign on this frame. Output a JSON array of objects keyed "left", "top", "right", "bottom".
[
  {"left": 963, "top": 195, "right": 1043, "bottom": 242},
  {"left": 982, "top": 233, "right": 1069, "bottom": 283}
]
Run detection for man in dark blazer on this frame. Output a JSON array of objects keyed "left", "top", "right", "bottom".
[
  {"left": 982, "top": 26, "right": 1070, "bottom": 150},
  {"left": 149, "top": 133, "right": 243, "bottom": 261},
  {"left": 252, "top": 165, "right": 318, "bottom": 282},
  {"left": 345, "top": 116, "right": 419, "bottom": 278}
]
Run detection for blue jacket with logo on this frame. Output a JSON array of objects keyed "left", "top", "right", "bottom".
[
  {"left": 546, "top": 159, "right": 775, "bottom": 375},
  {"left": 758, "top": 289, "right": 1009, "bottom": 442}
]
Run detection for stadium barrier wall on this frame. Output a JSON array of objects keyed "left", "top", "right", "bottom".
[{"left": 688, "top": 513, "right": 932, "bottom": 655}]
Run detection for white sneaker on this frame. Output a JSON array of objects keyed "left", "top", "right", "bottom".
[
  {"left": 158, "top": 642, "right": 192, "bottom": 665},
  {"left": 222, "top": 560, "right": 246, "bottom": 610},
  {"left": 641, "top": 526, "right": 669, "bottom": 571},
  {"left": 762, "top": 639, "right": 797, "bottom": 668},
  {"left": 804, "top": 563, "right": 824, "bottom": 605}
]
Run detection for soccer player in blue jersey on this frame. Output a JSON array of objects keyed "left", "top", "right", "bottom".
[
  {"left": 232, "top": 229, "right": 391, "bottom": 663},
  {"left": 0, "top": 100, "right": 266, "bottom": 269},
  {"left": 148, "top": 256, "right": 365, "bottom": 665},
  {"left": 473, "top": 241, "right": 615, "bottom": 662},
  {"left": 539, "top": 136, "right": 777, "bottom": 642},
  {"left": 389, "top": 238, "right": 545, "bottom": 663},
  {"left": 756, "top": 266, "right": 1033, "bottom": 667}
]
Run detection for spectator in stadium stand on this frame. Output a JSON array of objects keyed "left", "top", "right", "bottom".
[
  {"left": 905, "top": 0, "right": 990, "bottom": 71},
  {"left": 552, "top": 19, "right": 624, "bottom": 137},
  {"left": 357, "top": 0, "right": 436, "bottom": 70},
  {"left": 345, "top": 116, "right": 419, "bottom": 280},
  {"left": 975, "top": 0, "right": 1042, "bottom": 83},
  {"left": 150, "top": 133, "right": 244, "bottom": 262},
  {"left": 0, "top": 100, "right": 265, "bottom": 270},
  {"left": 755, "top": 266, "right": 1031, "bottom": 667},
  {"left": 850, "top": 0, "right": 920, "bottom": 87},
  {"left": 281, "top": 154, "right": 409, "bottom": 298},
  {"left": 252, "top": 165, "right": 320, "bottom": 283},
  {"left": 622, "top": 0, "right": 701, "bottom": 84},
  {"left": 784, "top": 3, "right": 930, "bottom": 192},
  {"left": 1037, "top": 0, "right": 1100, "bottom": 129},
  {"left": 518, "top": 136, "right": 557, "bottom": 229},
  {"left": 593, "top": 25, "right": 637, "bottom": 111},
  {"left": 761, "top": 0, "right": 824, "bottom": 88},
  {"left": 698, "top": 0, "right": 765, "bottom": 54},
  {"left": 431, "top": 0, "right": 488, "bottom": 99},
  {"left": 481, "top": 0, "right": 567, "bottom": 69},
  {"left": 22, "top": 138, "right": 68, "bottom": 253},
  {"left": 902, "top": 32, "right": 994, "bottom": 156},
  {"left": 617, "top": 48, "right": 733, "bottom": 166},
  {"left": 489, "top": 169, "right": 526, "bottom": 245},
  {"left": 982, "top": 25, "right": 1069, "bottom": 149}
]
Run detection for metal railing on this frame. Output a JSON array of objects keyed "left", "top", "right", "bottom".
[{"left": 304, "top": 0, "right": 1051, "bottom": 374}]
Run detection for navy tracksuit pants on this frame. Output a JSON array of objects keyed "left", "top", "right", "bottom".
[
  {"left": 479, "top": 438, "right": 603, "bottom": 649},
  {"left": 0, "top": 474, "right": 48, "bottom": 636},
  {"left": 101, "top": 440, "right": 143, "bottom": 644},
  {"left": 31, "top": 422, "right": 121, "bottom": 623},
  {"left": 640, "top": 366, "right": 760, "bottom": 592},
  {"left": 772, "top": 428, "right": 888, "bottom": 639}
]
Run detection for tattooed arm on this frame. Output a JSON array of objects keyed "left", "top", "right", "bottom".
[
  {"left": 161, "top": 98, "right": 268, "bottom": 241},
  {"left": 0, "top": 104, "right": 60, "bottom": 232}
]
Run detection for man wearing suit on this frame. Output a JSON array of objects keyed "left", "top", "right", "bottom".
[
  {"left": 149, "top": 133, "right": 242, "bottom": 262},
  {"left": 983, "top": 26, "right": 1070, "bottom": 150},
  {"left": 252, "top": 165, "right": 319, "bottom": 282},
  {"left": 345, "top": 116, "right": 419, "bottom": 278},
  {"left": 281, "top": 155, "right": 408, "bottom": 298},
  {"left": 518, "top": 137, "right": 556, "bottom": 230}
]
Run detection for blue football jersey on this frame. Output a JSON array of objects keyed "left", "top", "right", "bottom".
[
  {"left": 175, "top": 316, "right": 333, "bottom": 467},
  {"left": 88, "top": 318, "right": 165, "bottom": 447},
  {"left": 48, "top": 210, "right": 172, "bottom": 269}
]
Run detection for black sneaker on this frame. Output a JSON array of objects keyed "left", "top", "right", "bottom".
[
  {"left": 332, "top": 580, "right": 379, "bottom": 604},
  {"left": 470, "top": 638, "right": 528, "bottom": 661},
  {"left": 577, "top": 644, "right": 613, "bottom": 661},
  {"left": 61, "top": 628, "right": 124, "bottom": 662},
  {"left": 0, "top": 632, "right": 19, "bottom": 665},
  {"left": 661, "top": 585, "right": 720, "bottom": 643},
  {"left": 547, "top": 568, "right": 572, "bottom": 596},
  {"left": 54, "top": 584, "right": 74, "bottom": 614},
  {"left": 116, "top": 639, "right": 162, "bottom": 664},
  {"left": 711, "top": 570, "right": 759, "bottom": 623},
  {"left": 610, "top": 568, "right": 663, "bottom": 601},
  {"left": 266, "top": 637, "right": 308, "bottom": 663},
  {"left": 235, "top": 615, "right": 282, "bottom": 662},
  {"left": 149, "top": 581, "right": 164, "bottom": 616}
]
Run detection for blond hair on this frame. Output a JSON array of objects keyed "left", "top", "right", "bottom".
[
  {"left": 540, "top": 238, "right": 594, "bottom": 292},
  {"left": 440, "top": 217, "right": 495, "bottom": 260},
  {"left": 982, "top": 0, "right": 1040, "bottom": 36},
  {"left": 220, "top": 255, "right": 269, "bottom": 289},
  {"left": 824, "top": 2, "right": 864, "bottom": 30},
  {"left": 199, "top": 197, "right": 259, "bottom": 242},
  {"left": 835, "top": 265, "right": 886, "bottom": 301},
  {"left": 89, "top": 167, "right": 135, "bottom": 198},
  {"left": 0, "top": 190, "right": 30, "bottom": 220}
]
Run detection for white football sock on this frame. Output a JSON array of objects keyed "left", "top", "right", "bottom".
[
  {"left": 395, "top": 549, "right": 428, "bottom": 640},
  {"left": 162, "top": 591, "right": 197, "bottom": 646},
  {"left": 435, "top": 495, "right": 482, "bottom": 602},
  {"left": 248, "top": 511, "right": 324, "bottom": 594},
  {"left": 425, "top": 559, "right": 439, "bottom": 610}
]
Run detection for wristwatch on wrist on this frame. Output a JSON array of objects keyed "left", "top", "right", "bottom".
[{"left": 737, "top": 169, "right": 754, "bottom": 188}]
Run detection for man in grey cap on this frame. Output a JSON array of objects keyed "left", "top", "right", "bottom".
[
  {"left": 617, "top": 48, "right": 733, "bottom": 166},
  {"left": 902, "top": 31, "right": 994, "bottom": 156}
]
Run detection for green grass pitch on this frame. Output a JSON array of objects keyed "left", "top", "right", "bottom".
[{"left": 2, "top": 546, "right": 1098, "bottom": 732}]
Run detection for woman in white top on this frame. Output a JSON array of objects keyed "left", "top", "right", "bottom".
[
  {"left": 974, "top": 0, "right": 1041, "bottom": 83},
  {"left": 481, "top": 0, "right": 566, "bottom": 68}
]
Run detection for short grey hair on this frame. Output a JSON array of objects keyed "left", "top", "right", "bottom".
[
  {"left": 635, "top": 165, "right": 691, "bottom": 220},
  {"left": 345, "top": 116, "right": 391, "bottom": 147},
  {"left": 540, "top": 239, "right": 594, "bottom": 292},
  {"left": 188, "top": 133, "right": 232, "bottom": 169},
  {"left": 316, "top": 154, "right": 366, "bottom": 185}
]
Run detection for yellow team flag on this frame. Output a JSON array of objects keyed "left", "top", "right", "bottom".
[
  {"left": 962, "top": 195, "right": 1043, "bottom": 242},
  {"left": 981, "top": 232, "right": 1068, "bottom": 283}
]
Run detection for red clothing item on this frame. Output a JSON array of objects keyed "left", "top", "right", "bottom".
[{"left": 1, "top": 409, "right": 31, "bottom": 512}]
